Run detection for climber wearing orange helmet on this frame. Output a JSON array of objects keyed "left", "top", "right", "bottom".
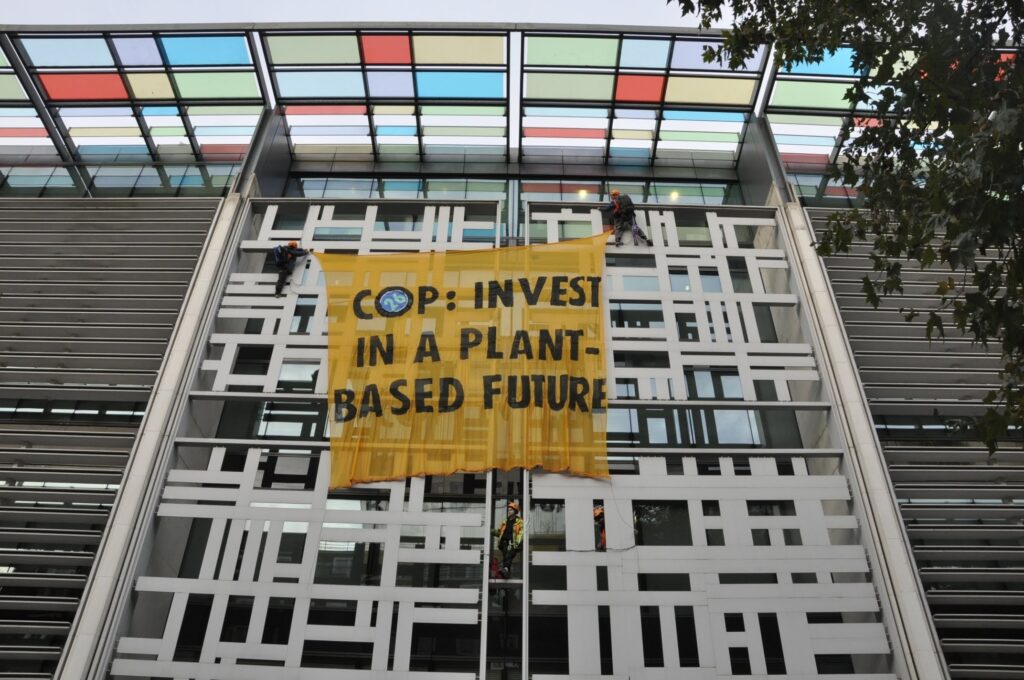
[
  {"left": 606, "top": 189, "right": 653, "bottom": 247},
  {"left": 493, "top": 501, "right": 524, "bottom": 578},
  {"left": 271, "top": 240, "right": 311, "bottom": 297}
]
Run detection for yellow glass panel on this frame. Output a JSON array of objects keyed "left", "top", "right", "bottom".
[
  {"left": 665, "top": 77, "right": 756, "bottom": 106},
  {"left": 612, "top": 129, "right": 653, "bottom": 140},
  {"left": 413, "top": 35, "right": 504, "bottom": 64},
  {"left": 127, "top": 73, "right": 175, "bottom": 99}
]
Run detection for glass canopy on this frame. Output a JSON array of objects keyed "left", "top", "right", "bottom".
[{"left": 0, "top": 27, "right": 872, "bottom": 170}]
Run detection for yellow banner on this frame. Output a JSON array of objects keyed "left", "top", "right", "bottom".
[{"left": 319, "top": 234, "right": 610, "bottom": 488}]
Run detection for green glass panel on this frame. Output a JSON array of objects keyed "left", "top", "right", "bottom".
[
  {"left": 0, "top": 50, "right": 9, "bottom": 67},
  {"left": 659, "top": 131, "right": 740, "bottom": 142},
  {"left": 768, "top": 113, "right": 845, "bottom": 126},
  {"left": 770, "top": 81, "right": 852, "bottom": 110},
  {"left": 0, "top": 74, "right": 26, "bottom": 100},
  {"left": 420, "top": 105, "right": 505, "bottom": 115},
  {"left": 422, "top": 126, "right": 504, "bottom": 136},
  {"left": 525, "top": 73, "right": 613, "bottom": 101},
  {"left": 188, "top": 105, "right": 264, "bottom": 115},
  {"left": 526, "top": 36, "right": 618, "bottom": 67},
  {"left": 150, "top": 127, "right": 188, "bottom": 136},
  {"left": 173, "top": 73, "right": 261, "bottom": 99},
  {"left": 267, "top": 35, "right": 360, "bottom": 64}
]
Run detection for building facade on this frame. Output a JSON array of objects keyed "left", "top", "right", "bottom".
[{"left": 1, "top": 21, "right": 1010, "bottom": 680}]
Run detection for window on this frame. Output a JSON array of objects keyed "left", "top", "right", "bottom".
[
  {"left": 633, "top": 501, "right": 692, "bottom": 546},
  {"left": 728, "top": 256, "right": 753, "bottom": 293},
  {"left": 621, "top": 275, "right": 659, "bottom": 291},
  {"left": 409, "top": 623, "right": 479, "bottom": 672},
  {"left": 719, "top": 573, "right": 778, "bottom": 584},
  {"left": 610, "top": 301, "right": 665, "bottom": 329},
  {"left": 314, "top": 541, "right": 384, "bottom": 585},
  {"left": 675, "top": 607, "right": 700, "bottom": 667},
  {"left": 751, "top": 529, "right": 771, "bottom": 546},
  {"left": 614, "top": 351, "right": 670, "bottom": 368},
  {"left": 302, "top": 641, "right": 373, "bottom": 668},
  {"left": 702, "top": 500, "right": 720, "bottom": 516},
  {"left": 725, "top": 613, "right": 745, "bottom": 632},
  {"left": 638, "top": 573, "right": 691, "bottom": 591},
  {"left": 735, "top": 223, "right": 773, "bottom": 248},
  {"left": 262, "top": 598, "right": 294, "bottom": 644},
  {"left": 607, "top": 254, "right": 655, "bottom": 268},
  {"left": 307, "top": 600, "right": 356, "bottom": 626},
  {"left": 220, "top": 596, "right": 253, "bottom": 642},
  {"left": 290, "top": 295, "right": 317, "bottom": 334},
  {"left": 640, "top": 606, "right": 664, "bottom": 667},
  {"left": 730, "top": 647, "right": 752, "bottom": 675},
  {"left": 759, "top": 613, "right": 787, "bottom": 674},
  {"left": 816, "top": 655, "right": 855, "bottom": 674},
  {"left": 669, "top": 269, "right": 692, "bottom": 292},
  {"left": 233, "top": 346, "right": 272, "bottom": 375},
  {"left": 699, "top": 268, "right": 722, "bottom": 292},
  {"left": 747, "top": 500, "right": 797, "bottom": 516},
  {"left": 615, "top": 379, "right": 639, "bottom": 399},
  {"left": 783, "top": 529, "right": 803, "bottom": 546},
  {"left": 705, "top": 529, "right": 725, "bottom": 545},
  {"left": 676, "top": 312, "right": 699, "bottom": 341},
  {"left": 793, "top": 573, "right": 818, "bottom": 584},
  {"left": 278, "top": 361, "right": 319, "bottom": 393},
  {"left": 685, "top": 368, "right": 742, "bottom": 400}
]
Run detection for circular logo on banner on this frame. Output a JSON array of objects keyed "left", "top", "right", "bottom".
[{"left": 375, "top": 286, "right": 413, "bottom": 317}]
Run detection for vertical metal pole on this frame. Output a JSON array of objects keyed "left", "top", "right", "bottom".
[
  {"left": 479, "top": 470, "right": 494, "bottom": 680},
  {"left": 521, "top": 468, "right": 531, "bottom": 678}
]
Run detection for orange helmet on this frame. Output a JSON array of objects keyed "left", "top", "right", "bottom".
[
  {"left": 593, "top": 506, "right": 604, "bottom": 518},
  {"left": 610, "top": 189, "right": 620, "bottom": 196},
  {"left": 287, "top": 240, "right": 298, "bottom": 248},
  {"left": 507, "top": 501, "right": 520, "bottom": 512}
]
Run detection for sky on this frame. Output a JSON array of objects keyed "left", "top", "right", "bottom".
[{"left": 2, "top": 0, "right": 722, "bottom": 29}]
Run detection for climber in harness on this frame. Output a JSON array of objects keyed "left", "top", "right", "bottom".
[
  {"left": 594, "top": 505, "right": 606, "bottom": 551},
  {"left": 608, "top": 189, "right": 653, "bottom": 247},
  {"left": 272, "top": 240, "right": 310, "bottom": 297},
  {"left": 492, "top": 501, "right": 524, "bottom": 578}
]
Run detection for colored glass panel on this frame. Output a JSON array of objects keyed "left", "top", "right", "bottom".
[
  {"left": 770, "top": 81, "right": 852, "bottom": 109},
  {"left": 415, "top": 71, "right": 504, "bottom": 99},
  {"left": 671, "top": 42, "right": 764, "bottom": 72},
  {"left": 412, "top": 35, "right": 504, "bottom": 65},
  {"left": 276, "top": 71, "right": 364, "bottom": 98},
  {"left": 367, "top": 71, "right": 414, "bottom": 97},
  {"left": 526, "top": 36, "right": 617, "bottom": 67},
  {"left": 127, "top": 73, "right": 175, "bottom": 99},
  {"left": 525, "top": 73, "right": 613, "bottom": 100},
  {"left": 0, "top": 50, "right": 8, "bottom": 67},
  {"left": 663, "top": 110, "right": 746, "bottom": 122},
  {"left": 41, "top": 73, "right": 128, "bottom": 101},
  {"left": 664, "top": 77, "right": 755, "bottom": 105},
  {"left": 0, "top": 74, "right": 27, "bottom": 101},
  {"left": 619, "top": 39, "right": 670, "bottom": 69},
  {"left": 360, "top": 35, "right": 411, "bottom": 64},
  {"left": 524, "top": 127, "right": 604, "bottom": 139},
  {"left": 113, "top": 37, "right": 164, "bottom": 66},
  {"left": 266, "top": 35, "right": 360, "bottom": 64},
  {"left": 786, "top": 48, "right": 859, "bottom": 76},
  {"left": 420, "top": 105, "right": 504, "bottom": 115},
  {"left": 21, "top": 38, "right": 114, "bottom": 67},
  {"left": 172, "top": 72, "right": 260, "bottom": 99},
  {"left": 160, "top": 36, "right": 251, "bottom": 66},
  {"left": 615, "top": 75, "right": 664, "bottom": 102}
]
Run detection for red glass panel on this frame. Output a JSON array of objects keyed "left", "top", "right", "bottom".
[
  {"left": 40, "top": 73, "right": 128, "bottom": 101},
  {"left": 0, "top": 128, "right": 49, "bottom": 137},
  {"left": 614, "top": 75, "right": 664, "bottom": 103},
  {"left": 360, "top": 35, "right": 411, "bottom": 65}
]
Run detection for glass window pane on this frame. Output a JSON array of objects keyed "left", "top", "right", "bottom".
[
  {"left": 161, "top": 36, "right": 252, "bottom": 66},
  {"left": 22, "top": 38, "right": 113, "bottom": 67},
  {"left": 633, "top": 500, "right": 691, "bottom": 546}
]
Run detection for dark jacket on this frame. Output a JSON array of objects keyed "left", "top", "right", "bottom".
[{"left": 272, "top": 244, "right": 307, "bottom": 268}]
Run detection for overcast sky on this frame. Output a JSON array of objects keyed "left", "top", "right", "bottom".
[{"left": 2, "top": 0, "right": 722, "bottom": 30}]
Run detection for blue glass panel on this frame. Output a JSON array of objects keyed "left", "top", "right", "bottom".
[
  {"left": 160, "top": 36, "right": 251, "bottom": 66},
  {"left": 786, "top": 48, "right": 858, "bottom": 76},
  {"left": 525, "top": 107, "right": 608, "bottom": 117},
  {"left": 610, "top": 146, "right": 651, "bottom": 157},
  {"left": 276, "top": 72, "right": 364, "bottom": 98},
  {"left": 663, "top": 110, "right": 746, "bottom": 122},
  {"left": 367, "top": 71, "right": 415, "bottom": 97},
  {"left": 0, "top": 108, "right": 35, "bottom": 116},
  {"left": 672, "top": 42, "right": 764, "bottom": 71},
  {"left": 142, "top": 106, "right": 180, "bottom": 116},
  {"left": 113, "top": 37, "right": 164, "bottom": 66},
  {"left": 376, "top": 126, "right": 417, "bottom": 136},
  {"left": 616, "top": 109, "right": 657, "bottom": 119},
  {"left": 415, "top": 72, "right": 504, "bottom": 99},
  {"left": 22, "top": 38, "right": 113, "bottom": 67},
  {"left": 619, "top": 39, "right": 670, "bottom": 69}
]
